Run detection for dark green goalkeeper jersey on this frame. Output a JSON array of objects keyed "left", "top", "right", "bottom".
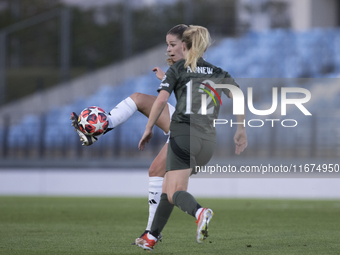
[{"left": 158, "top": 57, "right": 239, "bottom": 140}]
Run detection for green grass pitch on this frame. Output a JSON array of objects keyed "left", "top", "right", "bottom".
[{"left": 0, "top": 197, "right": 339, "bottom": 254}]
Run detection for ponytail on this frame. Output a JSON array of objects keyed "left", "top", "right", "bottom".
[{"left": 182, "top": 26, "right": 211, "bottom": 72}]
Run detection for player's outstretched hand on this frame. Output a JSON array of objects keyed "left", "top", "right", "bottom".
[
  {"left": 234, "top": 128, "right": 248, "bottom": 155},
  {"left": 152, "top": 67, "right": 165, "bottom": 81},
  {"left": 138, "top": 128, "right": 153, "bottom": 151},
  {"left": 70, "top": 112, "right": 98, "bottom": 146}
]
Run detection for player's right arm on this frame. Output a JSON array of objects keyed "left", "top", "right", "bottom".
[{"left": 139, "top": 90, "right": 170, "bottom": 151}]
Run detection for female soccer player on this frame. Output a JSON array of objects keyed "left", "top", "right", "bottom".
[
  {"left": 71, "top": 24, "right": 189, "bottom": 243},
  {"left": 137, "top": 25, "right": 247, "bottom": 251}
]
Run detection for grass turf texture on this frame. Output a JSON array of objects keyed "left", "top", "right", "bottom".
[{"left": 0, "top": 197, "right": 339, "bottom": 254}]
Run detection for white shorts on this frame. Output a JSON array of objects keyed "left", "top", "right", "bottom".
[{"left": 165, "top": 103, "right": 175, "bottom": 143}]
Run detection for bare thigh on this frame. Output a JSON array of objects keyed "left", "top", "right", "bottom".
[
  {"left": 130, "top": 93, "right": 170, "bottom": 134},
  {"left": 149, "top": 143, "right": 168, "bottom": 177}
]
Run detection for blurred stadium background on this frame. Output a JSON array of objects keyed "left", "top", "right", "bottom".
[{"left": 0, "top": 0, "right": 339, "bottom": 196}]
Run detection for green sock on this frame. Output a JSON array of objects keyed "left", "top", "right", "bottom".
[
  {"left": 172, "top": 190, "right": 201, "bottom": 217},
  {"left": 150, "top": 193, "right": 174, "bottom": 238}
]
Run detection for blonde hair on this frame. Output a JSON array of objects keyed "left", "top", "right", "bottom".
[{"left": 182, "top": 25, "right": 211, "bottom": 72}]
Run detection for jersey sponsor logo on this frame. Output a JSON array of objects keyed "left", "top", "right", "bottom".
[
  {"left": 160, "top": 82, "right": 170, "bottom": 87},
  {"left": 161, "top": 75, "right": 167, "bottom": 82}
]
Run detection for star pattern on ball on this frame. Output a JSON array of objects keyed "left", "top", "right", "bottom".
[
  {"left": 89, "top": 107, "right": 102, "bottom": 116},
  {"left": 93, "top": 120, "right": 106, "bottom": 134},
  {"left": 78, "top": 116, "right": 89, "bottom": 127}
]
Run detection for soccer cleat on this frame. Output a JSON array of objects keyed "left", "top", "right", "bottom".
[
  {"left": 133, "top": 230, "right": 162, "bottom": 245},
  {"left": 135, "top": 232, "right": 158, "bottom": 251},
  {"left": 132, "top": 230, "right": 148, "bottom": 245},
  {"left": 70, "top": 112, "right": 98, "bottom": 146},
  {"left": 156, "top": 232, "right": 162, "bottom": 243},
  {"left": 196, "top": 208, "right": 214, "bottom": 243}
]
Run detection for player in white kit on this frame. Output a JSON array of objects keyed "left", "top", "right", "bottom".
[{"left": 70, "top": 24, "right": 189, "bottom": 243}]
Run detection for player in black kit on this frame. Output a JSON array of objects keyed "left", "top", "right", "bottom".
[{"left": 137, "top": 25, "right": 247, "bottom": 251}]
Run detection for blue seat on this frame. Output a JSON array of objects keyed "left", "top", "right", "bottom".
[{"left": 6, "top": 28, "right": 340, "bottom": 153}]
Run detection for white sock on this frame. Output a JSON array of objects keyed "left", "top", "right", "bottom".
[
  {"left": 147, "top": 232, "right": 157, "bottom": 241},
  {"left": 146, "top": 176, "right": 163, "bottom": 231},
  {"left": 107, "top": 97, "right": 137, "bottom": 128},
  {"left": 195, "top": 207, "right": 204, "bottom": 220}
]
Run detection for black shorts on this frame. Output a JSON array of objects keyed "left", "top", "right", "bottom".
[{"left": 166, "top": 135, "right": 216, "bottom": 174}]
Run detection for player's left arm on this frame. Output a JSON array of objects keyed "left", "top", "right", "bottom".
[
  {"left": 139, "top": 90, "right": 170, "bottom": 150},
  {"left": 152, "top": 67, "right": 165, "bottom": 80}
]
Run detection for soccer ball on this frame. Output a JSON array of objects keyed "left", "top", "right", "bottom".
[{"left": 78, "top": 106, "right": 109, "bottom": 136}]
